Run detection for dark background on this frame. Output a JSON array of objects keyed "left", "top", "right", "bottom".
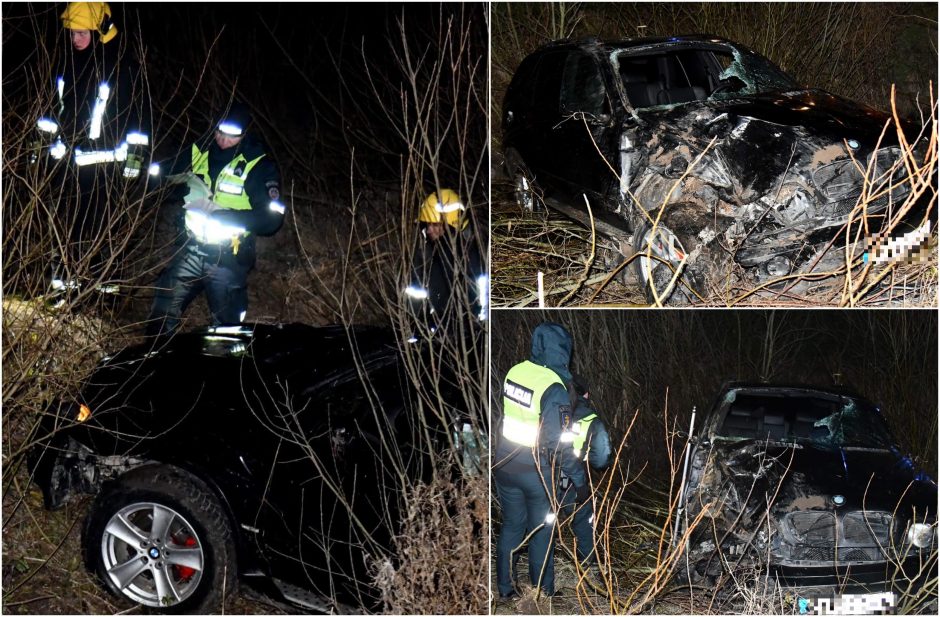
[{"left": 3, "top": 2, "right": 483, "bottom": 188}]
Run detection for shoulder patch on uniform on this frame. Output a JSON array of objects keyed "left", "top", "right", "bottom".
[
  {"left": 268, "top": 187, "right": 280, "bottom": 200},
  {"left": 504, "top": 379, "right": 534, "bottom": 408}
]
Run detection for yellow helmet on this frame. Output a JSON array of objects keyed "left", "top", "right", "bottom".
[
  {"left": 61, "top": 2, "right": 117, "bottom": 44},
  {"left": 418, "top": 189, "right": 467, "bottom": 230}
]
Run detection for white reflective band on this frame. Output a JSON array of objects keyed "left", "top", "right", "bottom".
[
  {"left": 74, "top": 145, "right": 127, "bottom": 166},
  {"left": 126, "top": 131, "right": 149, "bottom": 146},
  {"left": 573, "top": 448, "right": 582, "bottom": 459},
  {"left": 217, "top": 181, "right": 243, "bottom": 195},
  {"left": 588, "top": 514, "right": 594, "bottom": 526},
  {"left": 208, "top": 325, "right": 252, "bottom": 335},
  {"left": 404, "top": 285, "right": 429, "bottom": 300},
  {"left": 239, "top": 311, "right": 247, "bottom": 322},
  {"left": 185, "top": 209, "right": 246, "bottom": 244},
  {"left": 476, "top": 273, "right": 488, "bottom": 320},
  {"left": 37, "top": 118, "right": 59, "bottom": 134},
  {"left": 407, "top": 335, "right": 419, "bottom": 344},
  {"left": 75, "top": 150, "right": 114, "bottom": 165},
  {"left": 88, "top": 82, "right": 111, "bottom": 140},
  {"left": 544, "top": 512, "right": 556, "bottom": 525},
  {"left": 123, "top": 167, "right": 140, "bottom": 178},
  {"left": 218, "top": 122, "right": 243, "bottom": 136},
  {"left": 148, "top": 163, "right": 161, "bottom": 176},
  {"left": 435, "top": 201, "right": 465, "bottom": 213},
  {"left": 269, "top": 200, "right": 286, "bottom": 214},
  {"left": 56, "top": 76, "right": 65, "bottom": 101},
  {"left": 501, "top": 415, "right": 538, "bottom": 446},
  {"left": 49, "top": 140, "right": 67, "bottom": 160},
  {"left": 560, "top": 430, "right": 575, "bottom": 443}
]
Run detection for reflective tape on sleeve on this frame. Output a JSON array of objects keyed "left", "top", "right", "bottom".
[
  {"left": 88, "top": 82, "right": 111, "bottom": 140},
  {"left": 404, "top": 285, "right": 429, "bottom": 300}
]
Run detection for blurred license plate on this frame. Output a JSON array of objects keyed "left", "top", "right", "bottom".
[{"left": 798, "top": 591, "right": 896, "bottom": 615}]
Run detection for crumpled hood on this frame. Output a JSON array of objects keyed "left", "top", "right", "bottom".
[
  {"left": 712, "top": 88, "right": 904, "bottom": 144},
  {"left": 529, "top": 322, "right": 572, "bottom": 381},
  {"left": 712, "top": 440, "right": 937, "bottom": 516}
]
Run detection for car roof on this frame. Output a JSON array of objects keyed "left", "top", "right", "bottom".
[
  {"left": 713, "top": 381, "right": 872, "bottom": 404},
  {"left": 536, "top": 33, "right": 747, "bottom": 54}
]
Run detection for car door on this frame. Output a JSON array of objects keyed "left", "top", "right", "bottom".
[
  {"left": 503, "top": 49, "right": 568, "bottom": 185},
  {"left": 258, "top": 354, "right": 406, "bottom": 605},
  {"left": 552, "top": 48, "right": 621, "bottom": 205}
]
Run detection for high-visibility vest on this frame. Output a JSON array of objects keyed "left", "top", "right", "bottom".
[
  {"left": 191, "top": 145, "right": 265, "bottom": 211},
  {"left": 571, "top": 413, "right": 598, "bottom": 459},
  {"left": 502, "top": 360, "right": 564, "bottom": 447}
]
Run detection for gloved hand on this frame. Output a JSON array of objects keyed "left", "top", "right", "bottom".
[{"left": 575, "top": 483, "right": 592, "bottom": 505}]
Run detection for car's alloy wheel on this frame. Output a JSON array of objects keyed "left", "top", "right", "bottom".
[
  {"left": 514, "top": 173, "right": 535, "bottom": 212},
  {"left": 99, "top": 502, "right": 205, "bottom": 607},
  {"left": 84, "top": 464, "right": 236, "bottom": 613},
  {"left": 632, "top": 221, "right": 691, "bottom": 304}
]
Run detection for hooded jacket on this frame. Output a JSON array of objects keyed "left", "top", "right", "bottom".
[{"left": 496, "top": 323, "right": 587, "bottom": 489}]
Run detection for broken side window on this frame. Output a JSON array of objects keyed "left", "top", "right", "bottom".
[
  {"left": 813, "top": 399, "right": 895, "bottom": 450},
  {"left": 560, "top": 51, "right": 608, "bottom": 117},
  {"left": 715, "top": 47, "right": 799, "bottom": 98}
]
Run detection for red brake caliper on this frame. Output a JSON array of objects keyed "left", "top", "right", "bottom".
[{"left": 174, "top": 535, "right": 197, "bottom": 581}]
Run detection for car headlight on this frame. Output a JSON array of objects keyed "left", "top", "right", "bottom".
[{"left": 906, "top": 523, "right": 936, "bottom": 549}]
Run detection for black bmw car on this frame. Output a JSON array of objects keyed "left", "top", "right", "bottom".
[
  {"left": 678, "top": 383, "right": 937, "bottom": 599},
  {"left": 502, "top": 35, "right": 922, "bottom": 303},
  {"left": 28, "top": 323, "right": 466, "bottom": 613}
]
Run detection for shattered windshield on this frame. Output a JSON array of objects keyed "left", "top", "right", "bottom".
[
  {"left": 717, "top": 392, "right": 895, "bottom": 449},
  {"left": 611, "top": 43, "right": 799, "bottom": 109}
]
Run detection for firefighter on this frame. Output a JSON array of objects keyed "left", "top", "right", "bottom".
[
  {"left": 145, "top": 101, "right": 286, "bottom": 337},
  {"left": 403, "top": 189, "right": 487, "bottom": 342},
  {"left": 494, "top": 322, "right": 589, "bottom": 599},
  {"left": 36, "top": 2, "right": 151, "bottom": 294},
  {"left": 557, "top": 374, "right": 611, "bottom": 578}
]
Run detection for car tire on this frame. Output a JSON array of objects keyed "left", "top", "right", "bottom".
[
  {"left": 504, "top": 148, "right": 542, "bottom": 214},
  {"left": 631, "top": 221, "right": 698, "bottom": 305},
  {"left": 82, "top": 464, "right": 237, "bottom": 613}
]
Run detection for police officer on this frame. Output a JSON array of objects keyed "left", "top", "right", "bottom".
[
  {"left": 146, "top": 101, "right": 285, "bottom": 337},
  {"left": 403, "top": 189, "right": 487, "bottom": 341},
  {"left": 558, "top": 374, "right": 611, "bottom": 577},
  {"left": 494, "top": 322, "right": 589, "bottom": 599},
  {"left": 36, "top": 2, "right": 151, "bottom": 293}
]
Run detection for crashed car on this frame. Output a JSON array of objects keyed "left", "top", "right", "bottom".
[
  {"left": 28, "top": 323, "right": 469, "bottom": 613},
  {"left": 678, "top": 382, "right": 937, "bottom": 598},
  {"left": 502, "top": 35, "right": 919, "bottom": 302}
]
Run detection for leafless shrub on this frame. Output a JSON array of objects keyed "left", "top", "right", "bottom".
[{"left": 281, "top": 6, "right": 489, "bottom": 613}]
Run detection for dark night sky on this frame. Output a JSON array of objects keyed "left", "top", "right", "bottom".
[{"left": 2, "top": 3, "right": 486, "bottom": 184}]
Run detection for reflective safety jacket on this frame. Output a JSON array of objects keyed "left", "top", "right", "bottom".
[
  {"left": 191, "top": 145, "right": 265, "bottom": 211},
  {"left": 502, "top": 360, "right": 565, "bottom": 447},
  {"left": 38, "top": 38, "right": 151, "bottom": 170}
]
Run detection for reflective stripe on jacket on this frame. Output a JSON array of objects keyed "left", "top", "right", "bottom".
[
  {"left": 191, "top": 144, "right": 265, "bottom": 211},
  {"left": 571, "top": 413, "right": 598, "bottom": 459},
  {"left": 502, "top": 360, "right": 564, "bottom": 447}
]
